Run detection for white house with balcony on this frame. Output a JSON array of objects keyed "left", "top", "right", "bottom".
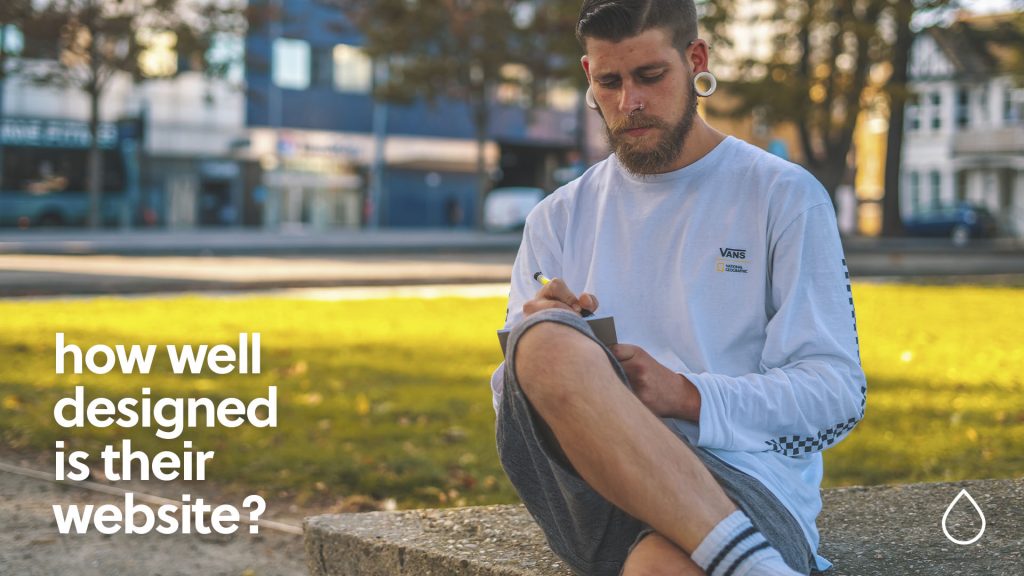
[{"left": 903, "top": 14, "right": 1024, "bottom": 237}]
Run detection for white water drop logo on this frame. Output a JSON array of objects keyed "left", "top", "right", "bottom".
[{"left": 941, "top": 489, "right": 986, "bottom": 545}]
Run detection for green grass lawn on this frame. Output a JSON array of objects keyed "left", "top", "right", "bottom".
[{"left": 1, "top": 284, "right": 1022, "bottom": 511}]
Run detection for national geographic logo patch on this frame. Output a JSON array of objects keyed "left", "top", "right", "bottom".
[{"left": 716, "top": 247, "right": 749, "bottom": 274}]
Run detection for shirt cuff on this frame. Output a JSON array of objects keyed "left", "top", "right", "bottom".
[{"left": 683, "top": 372, "right": 731, "bottom": 450}]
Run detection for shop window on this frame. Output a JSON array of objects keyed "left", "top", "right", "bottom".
[
  {"left": 545, "top": 79, "right": 579, "bottom": 112},
  {"left": 955, "top": 87, "right": 969, "bottom": 129},
  {"left": 906, "top": 102, "right": 920, "bottom": 132},
  {"left": 2, "top": 24, "right": 24, "bottom": 56},
  {"left": 1, "top": 146, "right": 125, "bottom": 194},
  {"left": 273, "top": 38, "right": 311, "bottom": 90},
  {"left": 929, "top": 170, "right": 941, "bottom": 210},
  {"left": 955, "top": 171, "right": 967, "bottom": 203},
  {"left": 496, "top": 63, "right": 532, "bottom": 107},
  {"left": 1005, "top": 89, "right": 1023, "bottom": 125},
  {"left": 909, "top": 171, "right": 921, "bottom": 214},
  {"left": 333, "top": 44, "right": 371, "bottom": 93},
  {"left": 312, "top": 47, "right": 334, "bottom": 88},
  {"left": 207, "top": 33, "right": 245, "bottom": 84},
  {"left": 930, "top": 92, "right": 942, "bottom": 130}
]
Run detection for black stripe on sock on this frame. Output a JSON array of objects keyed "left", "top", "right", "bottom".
[
  {"left": 722, "top": 541, "right": 772, "bottom": 576},
  {"left": 706, "top": 527, "right": 757, "bottom": 576}
]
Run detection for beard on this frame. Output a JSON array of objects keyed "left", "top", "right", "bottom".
[{"left": 603, "top": 85, "right": 698, "bottom": 176}]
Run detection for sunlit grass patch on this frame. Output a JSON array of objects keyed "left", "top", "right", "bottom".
[
  {"left": 0, "top": 283, "right": 1021, "bottom": 511},
  {"left": 825, "top": 283, "right": 1024, "bottom": 485},
  {"left": 0, "top": 296, "right": 510, "bottom": 509}
]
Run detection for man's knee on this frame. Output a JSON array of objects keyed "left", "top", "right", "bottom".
[{"left": 511, "top": 318, "right": 604, "bottom": 402}]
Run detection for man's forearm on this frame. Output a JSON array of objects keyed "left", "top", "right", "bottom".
[{"left": 676, "top": 374, "right": 702, "bottom": 422}]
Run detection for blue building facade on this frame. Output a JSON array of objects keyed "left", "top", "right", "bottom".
[{"left": 244, "top": 0, "right": 584, "bottom": 229}]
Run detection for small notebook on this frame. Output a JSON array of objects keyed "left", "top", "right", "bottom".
[{"left": 497, "top": 316, "right": 617, "bottom": 357}]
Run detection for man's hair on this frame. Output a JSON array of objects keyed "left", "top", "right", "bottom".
[{"left": 576, "top": 0, "right": 698, "bottom": 54}]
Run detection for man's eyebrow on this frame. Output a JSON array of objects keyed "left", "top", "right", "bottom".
[{"left": 594, "top": 71, "right": 621, "bottom": 82}]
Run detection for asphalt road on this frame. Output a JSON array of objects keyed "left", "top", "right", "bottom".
[
  {"left": 0, "top": 230, "right": 1023, "bottom": 296},
  {"left": 0, "top": 250, "right": 1023, "bottom": 298}
]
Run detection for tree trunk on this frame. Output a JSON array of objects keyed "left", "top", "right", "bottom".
[
  {"left": 812, "top": 160, "right": 848, "bottom": 206},
  {"left": 87, "top": 89, "right": 103, "bottom": 229},
  {"left": 85, "top": 17, "right": 105, "bottom": 230},
  {"left": 882, "top": 4, "right": 914, "bottom": 237}
]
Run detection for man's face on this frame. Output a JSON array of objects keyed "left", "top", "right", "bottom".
[{"left": 583, "top": 28, "right": 698, "bottom": 176}]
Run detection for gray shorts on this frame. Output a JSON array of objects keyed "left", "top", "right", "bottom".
[{"left": 496, "top": 309, "right": 816, "bottom": 576}]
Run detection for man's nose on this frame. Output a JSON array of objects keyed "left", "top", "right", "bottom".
[{"left": 618, "top": 82, "right": 645, "bottom": 113}]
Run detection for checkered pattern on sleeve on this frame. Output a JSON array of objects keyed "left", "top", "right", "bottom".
[
  {"left": 767, "top": 260, "right": 868, "bottom": 457},
  {"left": 766, "top": 384, "right": 867, "bottom": 456}
]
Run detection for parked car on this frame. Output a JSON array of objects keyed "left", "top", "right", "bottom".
[
  {"left": 483, "top": 186, "right": 545, "bottom": 232},
  {"left": 903, "top": 203, "right": 997, "bottom": 246}
]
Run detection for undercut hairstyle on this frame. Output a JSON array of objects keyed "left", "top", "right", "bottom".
[{"left": 576, "top": 0, "right": 698, "bottom": 55}]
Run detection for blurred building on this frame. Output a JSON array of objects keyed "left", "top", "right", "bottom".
[
  {"left": 241, "top": 0, "right": 588, "bottom": 230},
  {"left": 0, "top": 24, "right": 251, "bottom": 229},
  {"left": 1, "top": 1, "right": 596, "bottom": 230},
  {"left": 903, "top": 13, "right": 1024, "bottom": 237}
]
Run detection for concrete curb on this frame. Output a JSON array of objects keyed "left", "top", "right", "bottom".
[{"left": 305, "top": 477, "right": 1023, "bottom": 576}]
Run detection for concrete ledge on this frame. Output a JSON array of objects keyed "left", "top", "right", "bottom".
[{"left": 305, "top": 477, "right": 1023, "bottom": 576}]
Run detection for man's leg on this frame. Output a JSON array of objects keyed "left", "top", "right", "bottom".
[
  {"left": 622, "top": 532, "right": 705, "bottom": 576},
  {"left": 509, "top": 310, "right": 803, "bottom": 576},
  {"left": 513, "top": 319, "right": 732, "bottom": 551}
]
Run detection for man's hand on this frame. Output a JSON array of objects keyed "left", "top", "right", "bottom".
[
  {"left": 522, "top": 277, "right": 599, "bottom": 318},
  {"left": 610, "top": 344, "right": 701, "bottom": 422}
]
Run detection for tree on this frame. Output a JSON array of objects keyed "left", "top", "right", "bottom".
[
  {"left": 0, "top": 1, "right": 33, "bottom": 193},
  {"left": 703, "top": 0, "right": 980, "bottom": 233},
  {"left": 22, "top": 0, "right": 245, "bottom": 228},
  {"left": 703, "top": 0, "right": 901, "bottom": 204},
  {"left": 514, "top": 1, "right": 592, "bottom": 159},
  {"left": 878, "top": 1, "right": 1024, "bottom": 236},
  {"left": 334, "top": 0, "right": 531, "bottom": 229},
  {"left": 880, "top": 1, "right": 917, "bottom": 237}
]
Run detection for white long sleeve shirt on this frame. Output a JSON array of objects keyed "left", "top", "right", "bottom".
[{"left": 489, "top": 136, "right": 866, "bottom": 572}]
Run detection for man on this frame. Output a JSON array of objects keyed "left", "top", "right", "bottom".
[{"left": 489, "top": 1, "right": 867, "bottom": 575}]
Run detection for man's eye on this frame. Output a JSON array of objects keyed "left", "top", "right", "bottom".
[{"left": 640, "top": 73, "right": 664, "bottom": 83}]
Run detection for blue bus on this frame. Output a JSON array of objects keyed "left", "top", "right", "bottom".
[{"left": 0, "top": 117, "right": 139, "bottom": 228}]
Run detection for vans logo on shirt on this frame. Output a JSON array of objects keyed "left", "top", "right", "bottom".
[{"left": 716, "top": 247, "right": 749, "bottom": 274}]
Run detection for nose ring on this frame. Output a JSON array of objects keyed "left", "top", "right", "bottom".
[{"left": 630, "top": 103, "right": 645, "bottom": 116}]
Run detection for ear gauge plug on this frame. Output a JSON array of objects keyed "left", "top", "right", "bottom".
[{"left": 694, "top": 71, "right": 717, "bottom": 97}]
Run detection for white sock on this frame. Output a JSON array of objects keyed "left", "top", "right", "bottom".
[{"left": 691, "top": 510, "right": 802, "bottom": 576}]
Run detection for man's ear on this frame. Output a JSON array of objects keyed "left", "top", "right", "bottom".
[
  {"left": 581, "top": 55, "right": 592, "bottom": 83},
  {"left": 687, "top": 39, "right": 710, "bottom": 74}
]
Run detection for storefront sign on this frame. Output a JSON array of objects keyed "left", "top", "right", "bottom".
[{"left": 0, "top": 117, "right": 118, "bottom": 149}]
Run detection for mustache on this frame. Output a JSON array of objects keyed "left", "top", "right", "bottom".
[{"left": 609, "top": 114, "right": 668, "bottom": 136}]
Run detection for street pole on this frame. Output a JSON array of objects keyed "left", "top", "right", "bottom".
[
  {"left": 267, "top": 0, "right": 282, "bottom": 230},
  {"left": 0, "top": 23, "right": 7, "bottom": 196},
  {"left": 368, "top": 59, "right": 388, "bottom": 229}
]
